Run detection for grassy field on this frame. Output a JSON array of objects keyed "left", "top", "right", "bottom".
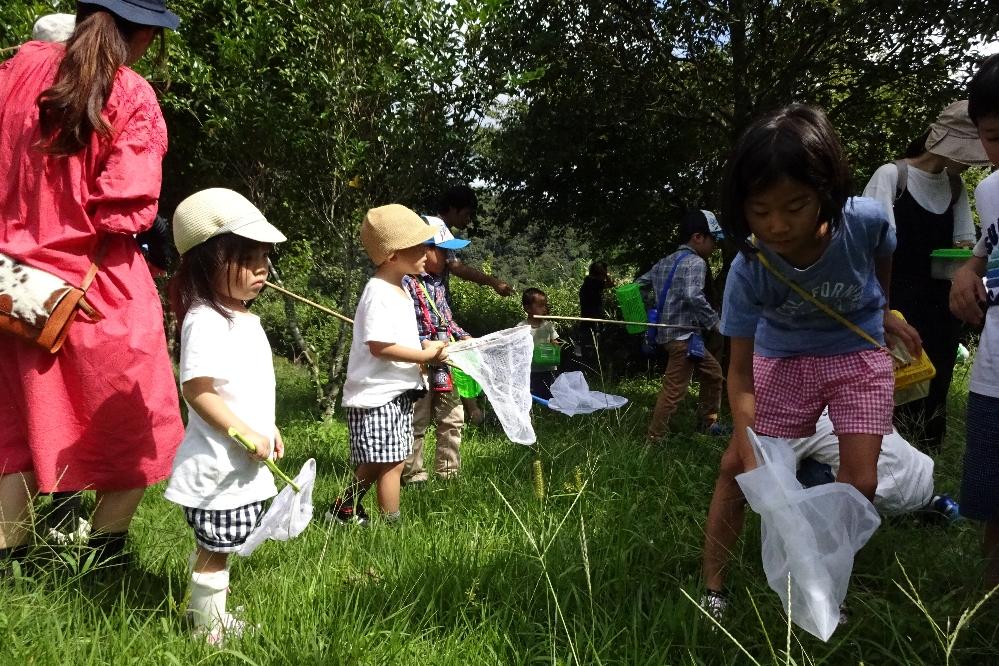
[{"left": 2, "top": 357, "right": 998, "bottom": 665}]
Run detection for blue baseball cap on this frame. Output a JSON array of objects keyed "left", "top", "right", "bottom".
[{"left": 423, "top": 216, "right": 470, "bottom": 250}]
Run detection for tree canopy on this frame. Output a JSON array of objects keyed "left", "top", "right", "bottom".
[{"left": 3, "top": 0, "right": 997, "bottom": 405}]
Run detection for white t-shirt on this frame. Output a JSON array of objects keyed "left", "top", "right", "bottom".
[
  {"left": 518, "top": 319, "right": 559, "bottom": 345},
  {"left": 165, "top": 304, "right": 278, "bottom": 510},
  {"left": 969, "top": 172, "right": 999, "bottom": 397},
  {"left": 862, "top": 162, "right": 976, "bottom": 243},
  {"left": 341, "top": 277, "right": 425, "bottom": 408}
]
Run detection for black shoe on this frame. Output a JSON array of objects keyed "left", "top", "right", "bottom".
[{"left": 325, "top": 499, "right": 369, "bottom": 526}]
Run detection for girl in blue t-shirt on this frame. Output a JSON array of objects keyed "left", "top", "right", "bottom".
[{"left": 699, "top": 104, "right": 921, "bottom": 615}]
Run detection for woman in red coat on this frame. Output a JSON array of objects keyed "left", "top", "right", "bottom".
[{"left": 0, "top": 0, "right": 184, "bottom": 565}]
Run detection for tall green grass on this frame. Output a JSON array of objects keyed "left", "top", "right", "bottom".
[{"left": 2, "top": 358, "right": 998, "bottom": 664}]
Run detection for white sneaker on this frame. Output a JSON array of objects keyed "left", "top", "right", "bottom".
[
  {"left": 47, "top": 518, "right": 92, "bottom": 545},
  {"left": 699, "top": 590, "right": 728, "bottom": 622},
  {"left": 191, "top": 612, "right": 253, "bottom": 647}
]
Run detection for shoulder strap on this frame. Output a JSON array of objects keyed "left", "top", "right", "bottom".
[
  {"left": 946, "top": 168, "right": 963, "bottom": 207},
  {"left": 893, "top": 160, "right": 908, "bottom": 201},
  {"left": 652, "top": 250, "right": 693, "bottom": 324},
  {"left": 80, "top": 236, "right": 110, "bottom": 292}
]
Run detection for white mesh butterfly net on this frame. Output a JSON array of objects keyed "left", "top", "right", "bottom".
[
  {"left": 736, "top": 428, "right": 880, "bottom": 641},
  {"left": 448, "top": 326, "right": 535, "bottom": 444},
  {"left": 547, "top": 371, "right": 628, "bottom": 416},
  {"left": 237, "top": 458, "right": 317, "bottom": 557}
]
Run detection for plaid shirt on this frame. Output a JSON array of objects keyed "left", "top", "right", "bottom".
[
  {"left": 402, "top": 272, "right": 469, "bottom": 341},
  {"left": 636, "top": 244, "right": 720, "bottom": 344}
]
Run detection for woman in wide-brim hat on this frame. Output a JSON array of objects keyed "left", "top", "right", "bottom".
[
  {"left": 862, "top": 100, "right": 990, "bottom": 453},
  {"left": 0, "top": 0, "right": 184, "bottom": 567}
]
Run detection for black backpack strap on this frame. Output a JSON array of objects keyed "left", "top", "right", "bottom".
[
  {"left": 946, "top": 168, "right": 963, "bottom": 207},
  {"left": 893, "top": 160, "right": 908, "bottom": 201}
]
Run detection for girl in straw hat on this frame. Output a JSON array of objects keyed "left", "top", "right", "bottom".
[{"left": 165, "top": 188, "right": 288, "bottom": 645}]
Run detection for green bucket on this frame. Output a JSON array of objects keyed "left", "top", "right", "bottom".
[
  {"left": 615, "top": 283, "right": 647, "bottom": 334},
  {"left": 452, "top": 367, "right": 482, "bottom": 398},
  {"left": 532, "top": 342, "right": 561, "bottom": 367}
]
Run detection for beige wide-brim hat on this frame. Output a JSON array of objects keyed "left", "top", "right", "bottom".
[
  {"left": 173, "top": 188, "right": 286, "bottom": 255},
  {"left": 925, "top": 100, "right": 991, "bottom": 166},
  {"left": 361, "top": 204, "right": 435, "bottom": 265}
]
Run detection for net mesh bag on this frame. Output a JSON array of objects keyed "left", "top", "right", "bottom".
[
  {"left": 448, "top": 326, "right": 535, "bottom": 444},
  {"left": 736, "top": 428, "right": 880, "bottom": 641},
  {"left": 237, "top": 458, "right": 317, "bottom": 557},
  {"left": 547, "top": 371, "right": 628, "bottom": 415}
]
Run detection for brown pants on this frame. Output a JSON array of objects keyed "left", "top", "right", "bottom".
[
  {"left": 647, "top": 339, "right": 724, "bottom": 439},
  {"left": 403, "top": 388, "right": 464, "bottom": 482}
]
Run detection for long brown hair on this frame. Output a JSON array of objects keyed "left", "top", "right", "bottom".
[{"left": 35, "top": 7, "right": 160, "bottom": 156}]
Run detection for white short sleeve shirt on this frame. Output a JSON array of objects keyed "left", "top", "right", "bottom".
[
  {"left": 165, "top": 304, "right": 278, "bottom": 510},
  {"left": 341, "top": 277, "right": 425, "bottom": 408}
]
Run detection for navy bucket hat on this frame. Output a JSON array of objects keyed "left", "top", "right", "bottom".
[{"left": 78, "top": 0, "right": 180, "bottom": 30}]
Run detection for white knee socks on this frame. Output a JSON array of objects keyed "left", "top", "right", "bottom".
[{"left": 188, "top": 569, "right": 229, "bottom": 630}]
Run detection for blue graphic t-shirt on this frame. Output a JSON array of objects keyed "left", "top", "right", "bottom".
[{"left": 721, "top": 197, "right": 895, "bottom": 358}]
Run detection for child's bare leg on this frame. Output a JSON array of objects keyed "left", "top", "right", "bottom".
[
  {"left": 702, "top": 445, "right": 750, "bottom": 592},
  {"left": 984, "top": 521, "right": 999, "bottom": 588},
  {"left": 836, "top": 433, "right": 881, "bottom": 501},
  {"left": 376, "top": 461, "right": 405, "bottom": 515},
  {"left": 193, "top": 547, "right": 228, "bottom": 573}
]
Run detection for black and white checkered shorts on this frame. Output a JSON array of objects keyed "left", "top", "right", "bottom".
[
  {"left": 183, "top": 501, "right": 265, "bottom": 553},
  {"left": 346, "top": 391, "right": 417, "bottom": 466}
]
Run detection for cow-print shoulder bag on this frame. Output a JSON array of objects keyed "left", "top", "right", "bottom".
[{"left": 0, "top": 241, "right": 106, "bottom": 353}]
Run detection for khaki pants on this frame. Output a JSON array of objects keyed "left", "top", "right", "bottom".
[
  {"left": 647, "top": 339, "right": 724, "bottom": 439},
  {"left": 403, "top": 388, "right": 464, "bottom": 482}
]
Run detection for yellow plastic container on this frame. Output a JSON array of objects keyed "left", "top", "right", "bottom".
[
  {"left": 615, "top": 283, "right": 647, "bottom": 334},
  {"left": 891, "top": 311, "right": 936, "bottom": 406}
]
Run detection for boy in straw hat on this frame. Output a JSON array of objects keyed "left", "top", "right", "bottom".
[{"left": 326, "top": 205, "right": 448, "bottom": 525}]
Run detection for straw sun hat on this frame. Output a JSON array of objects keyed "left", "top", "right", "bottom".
[
  {"left": 172, "top": 188, "right": 286, "bottom": 255},
  {"left": 361, "top": 204, "right": 436, "bottom": 265}
]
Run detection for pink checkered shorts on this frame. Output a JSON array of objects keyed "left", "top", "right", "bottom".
[{"left": 753, "top": 349, "right": 894, "bottom": 438}]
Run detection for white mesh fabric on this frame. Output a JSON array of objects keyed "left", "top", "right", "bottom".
[
  {"left": 237, "top": 458, "right": 317, "bottom": 557},
  {"left": 448, "top": 326, "right": 536, "bottom": 444},
  {"left": 547, "top": 371, "right": 628, "bottom": 415},
  {"left": 736, "top": 429, "right": 880, "bottom": 641}
]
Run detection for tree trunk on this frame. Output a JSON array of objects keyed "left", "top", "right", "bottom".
[
  {"left": 321, "top": 225, "right": 360, "bottom": 419},
  {"left": 268, "top": 260, "right": 325, "bottom": 407}
]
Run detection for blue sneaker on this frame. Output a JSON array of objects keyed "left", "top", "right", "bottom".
[
  {"left": 702, "top": 422, "right": 732, "bottom": 437},
  {"left": 930, "top": 494, "right": 962, "bottom": 523}
]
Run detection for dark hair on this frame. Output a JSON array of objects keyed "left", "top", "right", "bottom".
[
  {"left": 679, "top": 209, "right": 710, "bottom": 241},
  {"left": 36, "top": 7, "right": 163, "bottom": 156},
  {"left": 522, "top": 287, "right": 547, "bottom": 308},
  {"left": 969, "top": 54, "right": 999, "bottom": 125},
  {"left": 168, "top": 234, "right": 268, "bottom": 335},
  {"left": 588, "top": 261, "right": 608, "bottom": 277},
  {"left": 437, "top": 185, "right": 477, "bottom": 214},
  {"left": 903, "top": 128, "right": 931, "bottom": 159},
  {"left": 720, "top": 104, "right": 851, "bottom": 256}
]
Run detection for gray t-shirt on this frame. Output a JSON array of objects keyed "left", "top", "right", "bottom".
[{"left": 720, "top": 197, "right": 895, "bottom": 358}]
